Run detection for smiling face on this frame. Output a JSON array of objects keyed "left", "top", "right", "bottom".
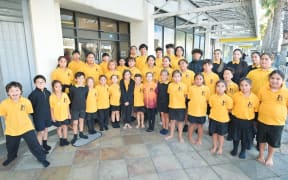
[
  {"left": 53, "top": 82, "right": 62, "bottom": 94},
  {"left": 175, "top": 48, "right": 184, "bottom": 57},
  {"left": 99, "top": 76, "right": 107, "bottom": 85},
  {"left": 162, "top": 57, "right": 170, "bottom": 68},
  {"left": 160, "top": 71, "right": 168, "bottom": 82},
  {"left": 86, "top": 78, "right": 95, "bottom": 88},
  {"left": 223, "top": 70, "right": 233, "bottom": 82},
  {"left": 239, "top": 80, "right": 251, "bottom": 94},
  {"left": 119, "top": 58, "right": 126, "bottom": 66},
  {"left": 72, "top": 52, "right": 80, "bottom": 60},
  {"left": 251, "top": 53, "right": 260, "bottom": 66},
  {"left": 146, "top": 73, "right": 153, "bottom": 82},
  {"left": 214, "top": 50, "right": 222, "bottom": 60},
  {"left": 194, "top": 75, "right": 204, "bottom": 86},
  {"left": 156, "top": 50, "right": 163, "bottom": 58},
  {"left": 128, "top": 60, "right": 135, "bottom": 68},
  {"left": 75, "top": 75, "right": 85, "bottom": 86},
  {"left": 269, "top": 73, "right": 284, "bottom": 89},
  {"left": 147, "top": 57, "right": 155, "bottom": 67},
  {"left": 179, "top": 60, "right": 188, "bottom": 71},
  {"left": 260, "top": 54, "right": 272, "bottom": 69},
  {"left": 111, "top": 75, "right": 118, "bottom": 84},
  {"left": 58, "top": 57, "right": 67, "bottom": 68},
  {"left": 233, "top": 50, "right": 242, "bottom": 61},
  {"left": 134, "top": 76, "right": 142, "bottom": 85},
  {"left": 172, "top": 72, "right": 182, "bottom": 83},
  {"left": 124, "top": 71, "right": 131, "bottom": 80},
  {"left": 86, "top": 54, "right": 95, "bottom": 65},
  {"left": 8, "top": 86, "right": 22, "bottom": 101},
  {"left": 35, "top": 78, "right": 46, "bottom": 91},
  {"left": 216, "top": 82, "right": 226, "bottom": 95},
  {"left": 108, "top": 61, "right": 117, "bottom": 71}
]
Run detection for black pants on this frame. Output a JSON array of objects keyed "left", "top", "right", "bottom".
[
  {"left": 6, "top": 130, "right": 46, "bottom": 161},
  {"left": 146, "top": 108, "right": 156, "bottom": 130},
  {"left": 121, "top": 104, "right": 132, "bottom": 124},
  {"left": 86, "top": 112, "right": 97, "bottom": 131},
  {"left": 98, "top": 108, "right": 109, "bottom": 128}
]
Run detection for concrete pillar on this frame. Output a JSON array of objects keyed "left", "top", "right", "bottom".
[
  {"left": 29, "top": 0, "right": 63, "bottom": 86},
  {"left": 130, "top": 1, "right": 155, "bottom": 55}
]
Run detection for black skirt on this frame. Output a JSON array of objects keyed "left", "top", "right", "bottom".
[
  {"left": 231, "top": 115, "right": 254, "bottom": 145},
  {"left": 157, "top": 102, "right": 169, "bottom": 113},
  {"left": 209, "top": 119, "right": 228, "bottom": 136}
]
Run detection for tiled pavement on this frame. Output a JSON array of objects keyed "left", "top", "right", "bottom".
[{"left": 0, "top": 118, "right": 288, "bottom": 180}]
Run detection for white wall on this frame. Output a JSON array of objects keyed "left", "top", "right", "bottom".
[{"left": 29, "top": 0, "right": 63, "bottom": 88}]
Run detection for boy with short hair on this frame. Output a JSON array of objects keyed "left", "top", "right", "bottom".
[
  {"left": 136, "top": 44, "right": 148, "bottom": 71},
  {"left": 202, "top": 59, "right": 220, "bottom": 95},
  {"left": 28, "top": 75, "right": 52, "bottom": 154},
  {"left": 100, "top": 53, "right": 110, "bottom": 74},
  {"left": 155, "top": 47, "right": 163, "bottom": 68},
  {"left": 69, "top": 72, "right": 89, "bottom": 144},
  {"left": 0, "top": 81, "right": 50, "bottom": 167}
]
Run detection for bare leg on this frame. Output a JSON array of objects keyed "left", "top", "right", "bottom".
[
  {"left": 140, "top": 112, "right": 145, "bottom": 128},
  {"left": 115, "top": 111, "right": 120, "bottom": 122},
  {"left": 72, "top": 120, "right": 79, "bottom": 134},
  {"left": 163, "top": 113, "right": 169, "bottom": 129},
  {"left": 257, "top": 143, "right": 266, "bottom": 164},
  {"left": 111, "top": 111, "right": 116, "bottom": 123},
  {"left": 62, "top": 125, "right": 68, "bottom": 139},
  {"left": 211, "top": 134, "right": 218, "bottom": 154},
  {"left": 57, "top": 127, "right": 62, "bottom": 138},
  {"left": 43, "top": 128, "right": 48, "bottom": 141},
  {"left": 217, "top": 135, "right": 224, "bottom": 155},
  {"left": 165, "top": 120, "right": 176, "bottom": 140},
  {"left": 188, "top": 124, "right": 196, "bottom": 144},
  {"left": 177, "top": 122, "right": 184, "bottom": 143},
  {"left": 196, "top": 124, "right": 203, "bottom": 145},
  {"left": 265, "top": 145, "right": 275, "bottom": 166},
  {"left": 79, "top": 118, "right": 84, "bottom": 132},
  {"left": 136, "top": 112, "right": 140, "bottom": 128}
]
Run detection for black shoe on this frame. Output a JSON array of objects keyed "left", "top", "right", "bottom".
[
  {"left": 239, "top": 150, "right": 246, "bottom": 159},
  {"left": 183, "top": 124, "right": 188, "bottom": 132},
  {"left": 2, "top": 156, "right": 17, "bottom": 166},
  {"left": 79, "top": 132, "right": 88, "bottom": 139},
  {"left": 42, "top": 147, "right": 49, "bottom": 154},
  {"left": 230, "top": 148, "right": 238, "bottom": 156},
  {"left": 40, "top": 160, "right": 50, "bottom": 168},
  {"left": 115, "top": 122, "right": 120, "bottom": 128},
  {"left": 42, "top": 140, "right": 51, "bottom": 151},
  {"left": 71, "top": 136, "right": 78, "bottom": 145},
  {"left": 104, "top": 126, "right": 109, "bottom": 130},
  {"left": 131, "top": 116, "right": 136, "bottom": 122},
  {"left": 146, "top": 128, "right": 153, "bottom": 132},
  {"left": 59, "top": 138, "right": 64, "bottom": 146},
  {"left": 88, "top": 129, "right": 97, "bottom": 134},
  {"left": 62, "top": 139, "right": 70, "bottom": 146},
  {"left": 100, "top": 127, "right": 104, "bottom": 132}
]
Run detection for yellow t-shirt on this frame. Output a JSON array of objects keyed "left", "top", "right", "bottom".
[
  {"left": 68, "top": 60, "right": 86, "bottom": 76},
  {"left": 49, "top": 93, "right": 70, "bottom": 121},
  {"left": 232, "top": 92, "right": 259, "bottom": 120},
  {"left": 136, "top": 55, "right": 147, "bottom": 71},
  {"left": 226, "top": 81, "right": 239, "bottom": 98},
  {"left": 0, "top": 97, "right": 34, "bottom": 136},
  {"left": 105, "top": 70, "right": 122, "bottom": 85},
  {"left": 188, "top": 85, "right": 210, "bottom": 117},
  {"left": 209, "top": 94, "right": 233, "bottom": 123},
  {"left": 51, "top": 67, "right": 73, "bottom": 85},
  {"left": 155, "top": 57, "right": 162, "bottom": 68},
  {"left": 129, "top": 67, "right": 141, "bottom": 80},
  {"left": 168, "top": 82, "right": 187, "bottom": 109},
  {"left": 134, "top": 84, "right": 144, "bottom": 107},
  {"left": 117, "top": 65, "right": 128, "bottom": 76},
  {"left": 100, "top": 61, "right": 109, "bottom": 74},
  {"left": 258, "top": 86, "right": 288, "bottom": 125},
  {"left": 109, "top": 84, "right": 121, "bottom": 106},
  {"left": 203, "top": 72, "right": 220, "bottom": 95},
  {"left": 160, "top": 67, "right": 174, "bottom": 81},
  {"left": 83, "top": 63, "right": 103, "bottom": 85},
  {"left": 124, "top": 80, "right": 130, "bottom": 91},
  {"left": 96, "top": 84, "right": 110, "bottom": 109},
  {"left": 246, "top": 68, "right": 273, "bottom": 95},
  {"left": 181, "top": 69, "right": 195, "bottom": 88},
  {"left": 86, "top": 88, "right": 98, "bottom": 113},
  {"left": 167, "top": 54, "right": 176, "bottom": 68},
  {"left": 141, "top": 66, "right": 160, "bottom": 83},
  {"left": 171, "top": 56, "right": 184, "bottom": 69}
]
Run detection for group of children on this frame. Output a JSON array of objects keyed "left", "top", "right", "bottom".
[{"left": 0, "top": 44, "right": 287, "bottom": 168}]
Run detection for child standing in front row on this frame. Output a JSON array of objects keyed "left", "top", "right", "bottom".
[
  {"left": 109, "top": 75, "right": 121, "bottom": 128},
  {"left": 134, "top": 74, "right": 145, "bottom": 128},
  {"left": 0, "top": 82, "right": 50, "bottom": 167},
  {"left": 50, "top": 80, "right": 71, "bottom": 146},
  {"left": 257, "top": 70, "right": 288, "bottom": 166},
  {"left": 230, "top": 78, "right": 259, "bottom": 159},
  {"left": 165, "top": 70, "right": 187, "bottom": 143},
  {"left": 158, "top": 69, "right": 170, "bottom": 135},
  {"left": 96, "top": 75, "right": 110, "bottom": 131},
  {"left": 69, "top": 72, "right": 89, "bottom": 144},
  {"left": 143, "top": 72, "right": 157, "bottom": 132},
  {"left": 86, "top": 77, "right": 98, "bottom": 134},
  {"left": 187, "top": 73, "right": 210, "bottom": 145},
  {"left": 209, "top": 80, "right": 233, "bottom": 154},
  {"left": 28, "top": 75, "right": 52, "bottom": 154}
]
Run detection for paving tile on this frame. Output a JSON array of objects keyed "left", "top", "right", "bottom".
[
  {"left": 100, "top": 136, "right": 125, "bottom": 148},
  {"left": 69, "top": 160, "right": 99, "bottom": 180},
  {"left": 0, "top": 171, "right": 13, "bottom": 179},
  {"left": 123, "top": 135, "right": 143, "bottom": 145},
  {"left": 175, "top": 152, "right": 207, "bottom": 168},
  {"left": 48, "top": 151, "right": 76, "bottom": 167},
  {"left": 120, "top": 128, "right": 141, "bottom": 136},
  {"left": 98, "top": 160, "right": 128, "bottom": 180},
  {"left": 122, "top": 144, "right": 149, "bottom": 159},
  {"left": 100, "top": 147, "right": 124, "bottom": 160},
  {"left": 270, "top": 153, "right": 288, "bottom": 176},
  {"left": 38, "top": 166, "right": 70, "bottom": 180},
  {"left": 146, "top": 143, "right": 172, "bottom": 157},
  {"left": 15, "top": 155, "right": 44, "bottom": 170},
  {"left": 129, "top": 173, "right": 159, "bottom": 180},
  {"left": 126, "top": 158, "right": 156, "bottom": 177},
  {"left": 211, "top": 163, "right": 251, "bottom": 180},
  {"left": 198, "top": 150, "right": 231, "bottom": 165},
  {"left": 142, "top": 134, "right": 164, "bottom": 144},
  {"left": 185, "top": 166, "right": 220, "bottom": 180},
  {"left": 73, "top": 149, "right": 100, "bottom": 165},
  {"left": 12, "top": 169, "right": 42, "bottom": 180},
  {"left": 158, "top": 170, "right": 189, "bottom": 180},
  {"left": 152, "top": 155, "right": 182, "bottom": 173},
  {"left": 167, "top": 141, "right": 194, "bottom": 153}
]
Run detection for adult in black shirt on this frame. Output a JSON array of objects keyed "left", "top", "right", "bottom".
[
  {"left": 212, "top": 49, "right": 226, "bottom": 79},
  {"left": 188, "top": 49, "right": 203, "bottom": 73}
]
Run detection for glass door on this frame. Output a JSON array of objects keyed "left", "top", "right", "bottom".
[
  {"left": 78, "top": 40, "right": 100, "bottom": 63},
  {"left": 100, "top": 41, "right": 118, "bottom": 61}
]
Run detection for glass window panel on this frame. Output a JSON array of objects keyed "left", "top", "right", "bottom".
[
  {"left": 100, "top": 41, "right": 118, "bottom": 61},
  {"left": 61, "top": 10, "right": 74, "bottom": 27},
  {"left": 78, "top": 40, "right": 99, "bottom": 63},
  {"left": 176, "top": 30, "right": 185, "bottom": 48},
  {"left": 200, "top": 35, "right": 205, "bottom": 53},
  {"left": 194, "top": 35, "right": 200, "bottom": 48},
  {"left": 119, "top": 34, "right": 129, "bottom": 41},
  {"left": 101, "top": 32, "right": 118, "bottom": 41},
  {"left": 100, "top": 18, "right": 117, "bottom": 32},
  {"left": 154, "top": 25, "right": 163, "bottom": 48},
  {"left": 78, "top": 14, "right": 98, "bottom": 30},
  {"left": 119, "top": 42, "right": 129, "bottom": 58},
  {"left": 62, "top": 27, "right": 75, "bottom": 38},
  {"left": 63, "top": 38, "right": 75, "bottom": 63},
  {"left": 78, "top": 30, "right": 99, "bottom": 39},
  {"left": 186, "top": 33, "right": 193, "bottom": 61},
  {"left": 119, "top": 22, "right": 129, "bottom": 33},
  {"left": 164, "top": 27, "right": 174, "bottom": 47}
]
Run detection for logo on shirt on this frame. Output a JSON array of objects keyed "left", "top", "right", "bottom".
[
  {"left": 222, "top": 100, "right": 226, "bottom": 106},
  {"left": 64, "top": 98, "right": 67, "bottom": 103},
  {"left": 229, "top": 88, "right": 234, "bottom": 94},
  {"left": 201, "top": 91, "right": 205, "bottom": 96},
  {"left": 248, "top": 101, "right": 253, "bottom": 108},
  {"left": 178, "top": 86, "right": 182, "bottom": 91},
  {"left": 210, "top": 79, "right": 213, "bottom": 84},
  {"left": 186, "top": 74, "right": 189, "bottom": 78},
  {"left": 94, "top": 93, "right": 97, "bottom": 97},
  {"left": 150, "top": 87, "right": 154, "bottom": 92},
  {"left": 277, "top": 95, "right": 283, "bottom": 102},
  {"left": 67, "top": 72, "right": 70, "bottom": 77},
  {"left": 20, "top": 104, "right": 25, "bottom": 111}
]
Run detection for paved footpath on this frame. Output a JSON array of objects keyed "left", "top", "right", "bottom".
[{"left": 0, "top": 118, "right": 287, "bottom": 180}]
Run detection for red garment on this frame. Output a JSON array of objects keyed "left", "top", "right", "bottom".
[{"left": 143, "top": 82, "right": 157, "bottom": 108}]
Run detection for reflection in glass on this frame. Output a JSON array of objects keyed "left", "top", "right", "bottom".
[
  {"left": 176, "top": 30, "right": 185, "bottom": 48},
  {"left": 63, "top": 38, "right": 75, "bottom": 63},
  {"left": 100, "top": 18, "right": 117, "bottom": 32},
  {"left": 164, "top": 27, "right": 174, "bottom": 46},
  {"left": 78, "top": 14, "right": 98, "bottom": 30},
  {"left": 78, "top": 41, "right": 99, "bottom": 63},
  {"left": 186, "top": 34, "right": 193, "bottom": 61},
  {"left": 154, "top": 25, "right": 163, "bottom": 48},
  {"left": 100, "top": 41, "right": 118, "bottom": 61},
  {"left": 61, "top": 11, "right": 74, "bottom": 27}
]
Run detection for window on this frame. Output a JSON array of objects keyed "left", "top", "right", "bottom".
[
  {"left": 63, "top": 38, "right": 75, "bottom": 62},
  {"left": 200, "top": 35, "right": 205, "bottom": 53},
  {"left": 164, "top": 27, "right": 174, "bottom": 46},
  {"left": 100, "top": 18, "right": 117, "bottom": 32},
  {"left": 154, "top": 25, "right": 163, "bottom": 48},
  {"left": 119, "top": 42, "right": 129, "bottom": 58},
  {"left": 119, "top": 22, "right": 129, "bottom": 34},
  {"left": 186, "top": 33, "right": 193, "bottom": 61},
  {"left": 194, "top": 35, "right": 200, "bottom": 48},
  {"left": 61, "top": 10, "right": 74, "bottom": 27},
  {"left": 78, "top": 14, "right": 98, "bottom": 30},
  {"left": 176, "top": 30, "right": 185, "bottom": 48}
]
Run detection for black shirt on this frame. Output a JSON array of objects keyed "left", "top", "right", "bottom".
[
  {"left": 188, "top": 60, "right": 203, "bottom": 73},
  {"left": 28, "top": 88, "right": 52, "bottom": 121},
  {"left": 212, "top": 60, "right": 226, "bottom": 79},
  {"left": 69, "top": 85, "right": 88, "bottom": 111},
  {"left": 226, "top": 60, "right": 248, "bottom": 84},
  {"left": 157, "top": 82, "right": 169, "bottom": 105},
  {"left": 120, "top": 79, "right": 135, "bottom": 105}
]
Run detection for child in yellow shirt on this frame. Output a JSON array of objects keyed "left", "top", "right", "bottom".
[
  {"left": 105, "top": 60, "right": 121, "bottom": 85},
  {"left": 0, "top": 82, "right": 50, "bottom": 167},
  {"left": 257, "top": 70, "right": 288, "bottom": 166},
  {"left": 83, "top": 52, "right": 103, "bottom": 85},
  {"left": 209, "top": 80, "right": 233, "bottom": 155},
  {"left": 50, "top": 80, "right": 71, "bottom": 146},
  {"left": 128, "top": 57, "right": 141, "bottom": 80},
  {"left": 86, "top": 77, "right": 98, "bottom": 134},
  {"left": 187, "top": 73, "right": 210, "bottom": 145},
  {"left": 136, "top": 44, "right": 148, "bottom": 71},
  {"left": 117, "top": 58, "right": 128, "bottom": 75},
  {"left": 155, "top": 47, "right": 163, "bottom": 68},
  {"left": 100, "top": 53, "right": 110, "bottom": 74},
  {"left": 160, "top": 56, "right": 174, "bottom": 81},
  {"left": 141, "top": 55, "right": 160, "bottom": 83},
  {"left": 165, "top": 70, "right": 187, "bottom": 143},
  {"left": 134, "top": 74, "right": 145, "bottom": 128},
  {"left": 68, "top": 50, "right": 85, "bottom": 77},
  {"left": 172, "top": 46, "right": 185, "bottom": 69},
  {"left": 109, "top": 75, "right": 121, "bottom": 128},
  {"left": 230, "top": 78, "right": 259, "bottom": 159},
  {"left": 202, "top": 59, "right": 220, "bottom": 95}
]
